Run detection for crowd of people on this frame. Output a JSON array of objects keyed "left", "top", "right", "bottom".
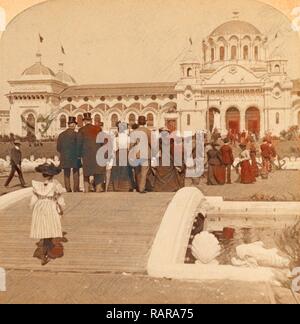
[
  {"left": 206, "top": 128, "right": 277, "bottom": 186},
  {"left": 4, "top": 114, "right": 279, "bottom": 193}
]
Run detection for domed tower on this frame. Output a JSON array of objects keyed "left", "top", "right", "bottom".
[
  {"left": 202, "top": 18, "right": 268, "bottom": 73},
  {"left": 55, "top": 63, "right": 76, "bottom": 85},
  {"left": 7, "top": 53, "right": 68, "bottom": 138},
  {"left": 180, "top": 43, "right": 200, "bottom": 80}
]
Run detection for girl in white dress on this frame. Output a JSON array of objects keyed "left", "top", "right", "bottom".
[{"left": 30, "top": 163, "right": 67, "bottom": 265}]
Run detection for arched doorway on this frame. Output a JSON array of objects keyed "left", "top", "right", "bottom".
[
  {"left": 246, "top": 107, "right": 260, "bottom": 135},
  {"left": 226, "top": 107, "right": 240, "bottom": 133},
  {"left": 128, "top": 113, "right": 136, "bottom": 126},
  {"left": 77, "top": 114, "right": 84, "bottom": 128},
  {"left": 147, "top": 113, "right": 154, "bottom": 127},
  {"left": 207, "top": 107, "right": 221, "bottom": 132},
  {"left": 111, "top": 114, "right": 119, "bottom": 128},
  {"left": 60, "top": 115, "right": 67, "bottom": 129},
  {"left": 94, "top": 114, "right": 101, "bottom": 126}
]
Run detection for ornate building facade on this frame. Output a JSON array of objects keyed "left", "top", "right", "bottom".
[{"left": 5, "top": 19, "right": 300, "bottom": 138}]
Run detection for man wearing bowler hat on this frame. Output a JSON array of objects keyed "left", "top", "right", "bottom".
[
  {"left": 4, "top": 139, "right": 26, "bottom": 188},
  {"left": 77, "top": 112, "right": 106, "bottom": 193},
  {"left": 57, "top": 116, "right": 81, "bottom": 192}
]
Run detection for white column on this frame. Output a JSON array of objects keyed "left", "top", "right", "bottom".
[{"left": 220, "top": 109, "right": 226, "bottom": 135}]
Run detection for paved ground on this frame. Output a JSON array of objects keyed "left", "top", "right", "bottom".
[
  {"left": 196, "top": 170, "right": 300, "bottom": 201},
  {"left": 2, "top": 169, "right": 300, "bottom": 201},
  {"left": 0, "top": 271, "right": 272, "bottom": 304}
]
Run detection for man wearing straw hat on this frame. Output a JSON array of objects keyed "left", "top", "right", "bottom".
[{"left": 57, "top": 116, "right": 81, "bottom": 192}]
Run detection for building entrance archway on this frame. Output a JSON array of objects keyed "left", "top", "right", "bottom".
[
  {"left": 246, "top": 107, "right": 260, "bottom": 135},
  {"left": 226, "top": 107, "right": 240, "bottom": 133}
]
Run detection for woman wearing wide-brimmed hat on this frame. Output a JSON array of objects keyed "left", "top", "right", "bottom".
[{"left": 30, "top": 163, "right": 67, "bottom": 265}]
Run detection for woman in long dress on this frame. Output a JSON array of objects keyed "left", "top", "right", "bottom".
[
  {"left": 239, "top": 144, "right": 256, "bottom": 184},
  {"left": 30, "top": 163, "right": 67, "bottom": 266},
  {"left": 249, "top": 139, "right": 259, "bottom": 178},
  {"left": 207, "top": 143, "right": 225, "bottom": 185},
  {"left": 150, "top": 129, "right": 185, "bottom": 192}
]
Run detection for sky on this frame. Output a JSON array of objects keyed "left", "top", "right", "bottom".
[{"left": 0, "top": 0, "right": 300, "bottom": 109}]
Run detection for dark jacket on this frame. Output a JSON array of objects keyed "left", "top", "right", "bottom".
[
  {"left": 10, "top": 147, "right": 22, "bottom": 166},
  {"left": 261, "top": 143, "right": 272, "bottom": 159},
  {"left": 220, "top": 144, "right": 234, "bottom": 165},
  {"left": 77, "top": 124, "right": 106, "bottom": 177},
  {"left": 207, "top": 148, "right": 223, "bottom": 166},
  {"left": 57, "top": 128, "right": 81, "bottom": 169}
]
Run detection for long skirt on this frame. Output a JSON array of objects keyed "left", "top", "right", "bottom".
[
  {"left": 30, "top": 200, "right": 62, "bottom": 239},
  {"left": 207, "top": 165, "right": 226, "bottom": 185},
  {"left": 110, "top": 166, "right": 134, "bottom": 192},
  {"left": 152, "top": 166, "right": 184, "bottom": 192},
  {"left": 241, "top": 160, "right": 256, "bottom": 184},
  {"left": 108, "top": 149, "right": 134, "bottom": 192}
]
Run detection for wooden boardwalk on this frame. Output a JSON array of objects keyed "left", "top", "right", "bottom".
[{"left": 0, "top": 192, "right": 174, "bottom": 274}]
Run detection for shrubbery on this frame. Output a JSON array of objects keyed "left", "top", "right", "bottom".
[{"left": 280, "top": 126, "right": 300, "bottom": 141}]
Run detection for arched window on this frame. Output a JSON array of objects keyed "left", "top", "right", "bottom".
[
  {"left": 187, "top": 114, "right": 191, "bottom": 126},
  {"left": 60, "top": 115, "right": 67, "bottom": 129},
  {"left": 187, "top": 67, "right": 193, "bottom": 77},
  {"left": 254, "top": 46, "right": 259, "bottom": 60},
  {"left": 129, "top": 113, "right": 136, "bottom": 126},
  {"left": 77, "top": 114, "right": 83, "bottom": 128},
  {"left": 274, "top": 64, "right": 280, "bottom": 73},
  {"left": 111, "top": 114, "right": 119, "bottom": 128},
  {"left": 94, "top": 114, "right": 101, "bottom": 126},
  {"left": 276, "top": 113, "right": 280, "bottom": 125},
  {"left": 219, "top": 46, "right": 225, "bottom": 61},
  {"left": 211, "top": 48, "right": 215, "bottom": 62},
  {"left": 147, "top": 113, "right": 154, "bottom": 127},
  {"left": 243, "top": 45, "right": 249, "bottom": 60},
  {"left": 231, "top": 46, "right": 237, "bottom": 60}
]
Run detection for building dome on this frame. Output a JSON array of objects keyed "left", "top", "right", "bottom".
[
  {"left": 55, "top": 63, "right": 76, "bottom": 85},
  {"left": 21, "top": 53, "right": 56, "bottom": 80},
  {"left": 22, "top": 63, "right": 56, "bottom": 77},
  {"left": 210, "top": 20, "right": 261, "bottom": 37}
]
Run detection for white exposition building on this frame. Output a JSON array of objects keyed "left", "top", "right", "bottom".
[{"left": 5, "top": 19, "right": 300, "bottom": 138}]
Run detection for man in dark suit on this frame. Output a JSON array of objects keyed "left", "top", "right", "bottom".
[
  {"left": 57, "top": 116, "right": 81, "bottom": 192},
  {"left": 4, "top": 140, "right": 26, "bottom": 188},
  {"left": 220, "top": 138, "right": 234, "bottom": 184},
  {"left": 77, "top": 112, "right": 106, "bottom": 193}
]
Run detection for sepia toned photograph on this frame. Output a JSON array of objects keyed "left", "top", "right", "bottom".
[{"left": 0, "top": 0, "right": 300, "bottom": 307}]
